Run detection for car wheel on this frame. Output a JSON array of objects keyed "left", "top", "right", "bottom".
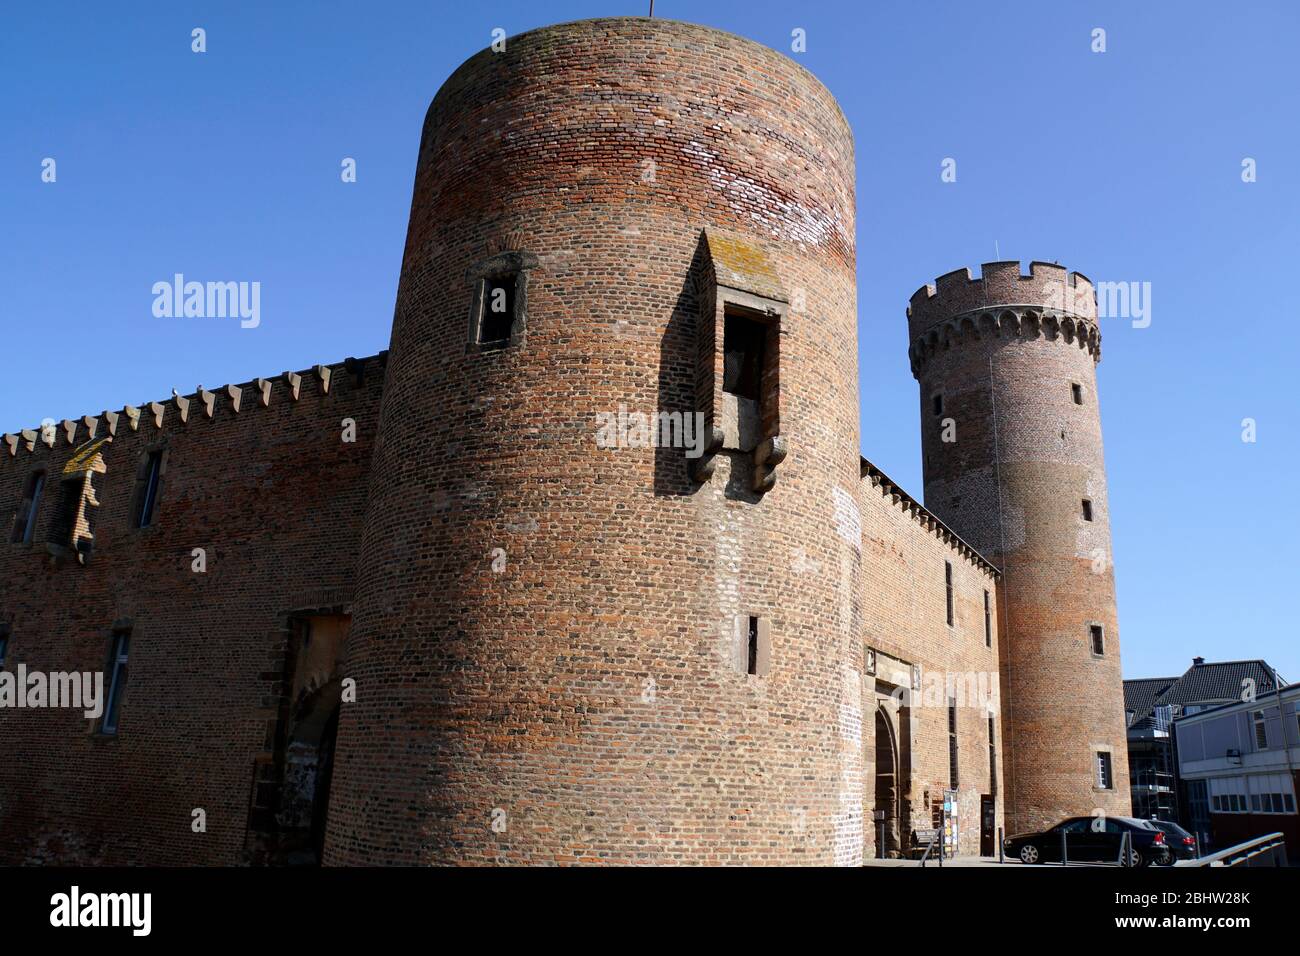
[
  {"left": 1019, "top": 844, "right": 1040, "bottom": 864},
  {"left": 1127, "top": 848, "right": 1146, "bottom": 868}
]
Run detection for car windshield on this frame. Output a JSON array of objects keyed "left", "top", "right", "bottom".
[{"left": 1117, "top": 817, "right": 1156, "bottom": 829}]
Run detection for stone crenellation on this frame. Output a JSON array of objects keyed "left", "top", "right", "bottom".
[
  {"left": 0, "top": 17, "right": 1130, "bottom": 866},
  {"left": 2, "top": 353, "right": 386, "bottom": 461}
]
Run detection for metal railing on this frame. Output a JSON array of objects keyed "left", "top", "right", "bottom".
[
  {"left": 1189, "top": 832, "right": 1289, "bottom": 867},
  {"left": 918, "top": 827, "right": 945, "bottom": 867}
]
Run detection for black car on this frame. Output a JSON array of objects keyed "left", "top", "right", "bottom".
[
  {"left": 1146, "top": 819, "right": 1199, "bottom": 865},
  {"left": 1004, "top": 816, "right": 1167, "bottom": 866}
]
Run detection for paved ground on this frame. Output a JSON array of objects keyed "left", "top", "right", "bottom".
[{"left": 863, "top": 855, "right": 1114, "bottom": 868}]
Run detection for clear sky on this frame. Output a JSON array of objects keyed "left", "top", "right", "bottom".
[{"left": 2, "top": 1, "right": 1296, "bottom": 681}]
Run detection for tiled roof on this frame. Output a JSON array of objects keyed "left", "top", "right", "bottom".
[
  {"left": 1125, "top": 659, "right": 1285, "bottom": 730},
  {"left": 1124, "top": 677, "right": 1177, "bottom": 727}
]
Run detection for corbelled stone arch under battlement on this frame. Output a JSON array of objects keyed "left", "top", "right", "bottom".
[{"left": 907, "top": 306, "right": 1103, "bottom": 376}]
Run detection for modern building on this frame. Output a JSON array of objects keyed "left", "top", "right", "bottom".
[
  {"left": 0, "top": 17, "right": 1131, "bottom": 865},
  {"left": 1126, "top": 657, "right": 1285, "bottom": 843},
  {"left": 1174, "top": 681, "right": 1299, "bottom": 856}
]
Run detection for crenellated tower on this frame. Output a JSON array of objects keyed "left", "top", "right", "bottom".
[{"left": 907, "top": 261, "right": 1131, "bottom": 834}]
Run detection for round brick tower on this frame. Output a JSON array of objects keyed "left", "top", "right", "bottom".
[
  {"left": 325, "top": 18, "right": 863, "bottom": 864},
  {"left": 907, "top": 262, "right": 1131, "bottom": 834}
]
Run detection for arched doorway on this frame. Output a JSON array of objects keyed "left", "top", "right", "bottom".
[
  {"left": 245, "top": 612, "right": 349, "bottom": 866},
  {"left": 874, "top": 705, "right": 902, "bottom": 858}
]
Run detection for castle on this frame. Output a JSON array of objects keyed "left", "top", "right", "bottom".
[{"left": 0, "top": 18, "right": 1130, "bottom": 865}]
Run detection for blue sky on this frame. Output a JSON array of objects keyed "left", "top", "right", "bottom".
[{"left": 1, "top": 1, "right": 1296, "bottom": 681}]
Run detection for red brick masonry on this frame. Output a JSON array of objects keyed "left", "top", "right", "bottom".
[{"left": 0, "top": 17, "right": 1126, "bottom": 865}]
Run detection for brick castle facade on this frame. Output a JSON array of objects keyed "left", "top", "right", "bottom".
[{"left": 0, "top": 17, "right": 1129, "bottom": 865}]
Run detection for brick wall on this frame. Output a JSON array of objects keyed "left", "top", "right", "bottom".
[
  {"left": 0, "top": 18, "right": 1124, "bottom": 866},
  {"left": 859, "top": 462, "right": 1003, "bottom": 857},
  {"left": 0, "top": 359, "right": 382, "bottom": 864}
]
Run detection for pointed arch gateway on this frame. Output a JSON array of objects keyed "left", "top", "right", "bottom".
[{"left": 874, "top": 703, "right": 902, "bottom": 858}]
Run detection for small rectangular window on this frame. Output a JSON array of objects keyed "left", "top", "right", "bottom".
[
  {"left": 1090, "top": 623, "right": 1105, "bottom": 657},
  {"left": 1096, "top": 751, "right": 1113, "bottom": 789},
  {"left": 11, "top": 471, "right": 45, "bottom": 544},
  {"left": 1253, "top": 710, "right": 1269, "bottom": 750},
  {"left": 136, "top": 451, "right": 164, "bottom": 528},
  {"left": 0, "top": 630, "right": 8, "bottom": 669},
  {"left": 723, "top": 312, "right": 766, "bottom": 401},
  {"left": 945, "top": 561, "right": 954, "bottom": 627},
  {"left": 948, "top": 698, "right": 959, "bottom": 788},
  {"left": 1071, "top": 383, "right": 1084, "bottom": 405},
  {"left": 101, "top": 628, "right": 130, "bottom": 735},
  {"left": 736, "top": 614, "right": 770, "bottom": 677},
  {"left": 983, "top": 590, "right": 991, "bottom": 647},
  {"left": 478, "top": 276, "right": 517, "bottom": 345},
  {"left": 1081, "top": 498, "right": 1093, "bottom": 522},
  {"left": 932, "top": 394, "right": 943, "bottom": 416}
]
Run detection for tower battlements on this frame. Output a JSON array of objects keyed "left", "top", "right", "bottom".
[
  {"left": 908, "top": 261, "right": 1095, "bottom": 327},
  {"left": 906, "top": 261, "right": 1100, "bottom": 377}
]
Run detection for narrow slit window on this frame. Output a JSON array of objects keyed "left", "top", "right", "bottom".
[
  {"left": 0, "top": 630, "right": 8, "bottom": 669},
  {"left": 11, "top": 471, "right": 45, "bottom": 544},
  {"left": 136, "top": 451, "right": 164, "bottom": 528},
  {"left": 945, "top": 561, "right": 954, "bottom": 627},
  {"left": 983, "top": 589, "right": 991, "bottom": 647},
  {"left": 101, "top": 628, "right": 131, "bottom": 735},
  {"left": 948, "top": 698, "right": 959, "bottom": 788},
  {"left": 988, "top": 716, "right": 997, "bottom": 794},
  {"left": 478, "top": 275, "right": 517, "bottom": 345},
  {"left": 746, "top": 615, "right": 759, "bottom": 676},
  {"left": 1081, "top": 498, "right": 1093, "bottom": 522},
  {"left": 1071, "top": 382, "right": 1084, "bottom": 405},
  {"left": 1089, "top": 623, "right": 1105, "bottom": 657},
  {"left": 932, "top": 393, "right": 943, "bottom": 416},
  {"left": 723, "top": 312, "right": 766, "bottom": 401},
  {"left": 737, "top": 613, "right": 770, "bottom": 677}
]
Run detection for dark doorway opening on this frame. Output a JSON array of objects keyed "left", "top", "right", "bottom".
[
  {"left": 874, "top": 707, "right": 901, "bottom": 858},
  {"left": 245, "top": 613, "right": 349, "bottom": 866},
  {"left": 980, "top": 794, "right": 996, "bottom": 856}
]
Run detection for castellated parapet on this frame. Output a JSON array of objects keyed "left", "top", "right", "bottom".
[
  {"left": 909, "top": 261, "right": 1131, "bottom": 835},
  {"left": 907, "top": 261, "right": 1101, "bottom": 376},
  {"left": 2, "top": 17, "right": 1151, "bottom": 867}
]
